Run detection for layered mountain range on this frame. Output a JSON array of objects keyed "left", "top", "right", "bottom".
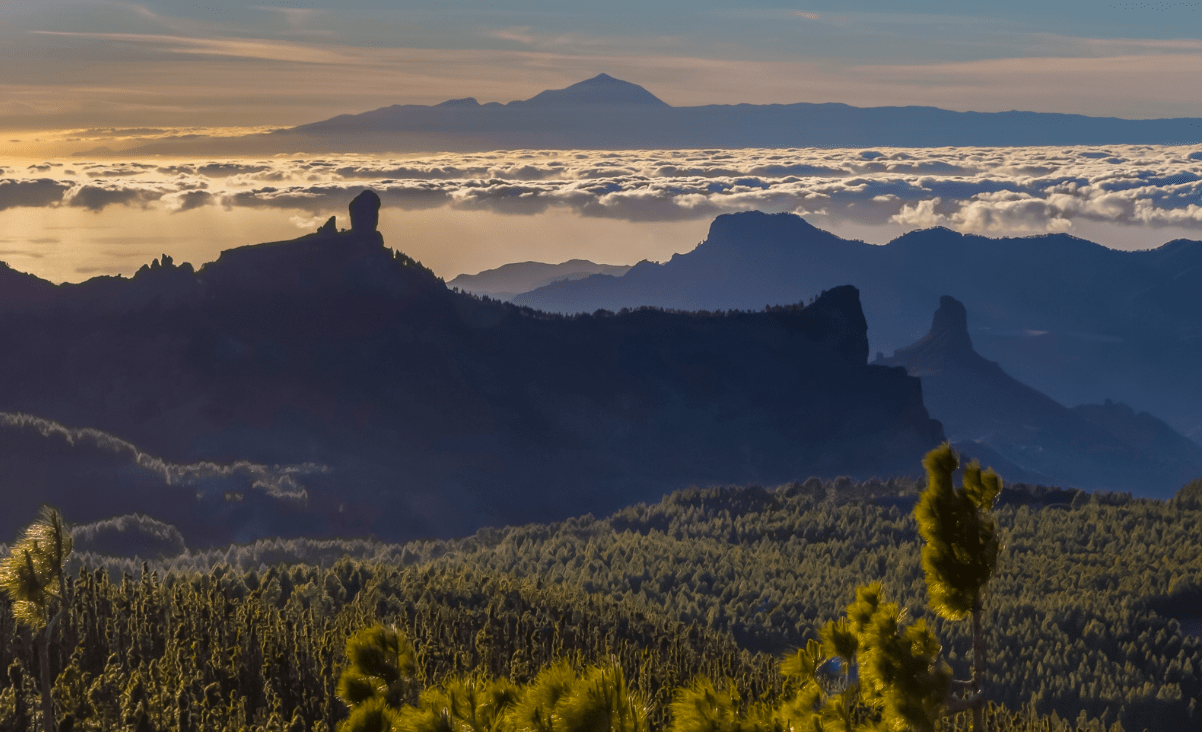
[
  {"left": 0, "top": 192, "right": 943, "bottom": 548},
  {"left": 126, "top": 74, "right": 1202, "bottom": 155},
  {"left": 506, "top": 211, "right": 1202, "bottom": 444},
  {"left": 449, "top": 259, "right": 633, "bottom": 301},
  {"left": 883, "top": 296, "right": 1202, "bottom": 494}
]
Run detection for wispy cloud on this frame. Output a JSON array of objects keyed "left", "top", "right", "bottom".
[
  {"left": 0, "top": 411, "right": 324, "bottom": 502},
  {"left": 31, "top": 31, "right": 362, "bottom": 65},
  {"left": 486, "top": 27, "right": 538, "bottom": 45}
]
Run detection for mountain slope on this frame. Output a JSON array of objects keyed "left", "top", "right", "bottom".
[
  {"left": 880, "top": 296, "right": 1202, "bottom": 495},
  {"left": 510, "top": 211, "right": 1202, "bottom": 443},
  {"left": 0, "top": 192, "right": 943, "bottom": 547}
]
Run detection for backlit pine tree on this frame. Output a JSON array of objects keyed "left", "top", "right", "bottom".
[
  {"left": 0, "top": 506, "right": 73, "bottom": 732},
  {"left": 914, "top": 443, "right": 1002, "bottom": 731}
]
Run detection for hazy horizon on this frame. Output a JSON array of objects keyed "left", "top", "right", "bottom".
[{"left": 5, "top": 1, "right": 1202, "bottom": 139}]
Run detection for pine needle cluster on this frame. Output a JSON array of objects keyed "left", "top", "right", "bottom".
[
  {"left": 664, "top": 582, "right": 953, "bottom": 732},
  {"left": 0, "top": 505, "right": 73, "bottom": 629},
  {"left": 336, "top": 626, "right": 648, "bottom": 732}
]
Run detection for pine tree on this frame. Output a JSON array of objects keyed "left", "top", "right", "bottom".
[
  {"left": 669, "top": 443, "right": 1005, "bottom": 732},
  {"left": 0, "top": 506, "right": 73, "bottom": 732},
  {"left": 914, "top": 443, "right": 1002, "bottom": 730}
]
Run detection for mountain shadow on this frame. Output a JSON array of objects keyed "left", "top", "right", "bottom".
[
  {"left": 511, "top": 210, "right": 1202, "bottom": 444},
  {"left": 880, "top": 296, "right": 1202, "bottom": 496},
  {"left": 0, "top": 192, "right": 943, "bottom": 547}
]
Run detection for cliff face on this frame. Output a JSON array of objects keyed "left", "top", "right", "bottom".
[{"left": 0, "top": 193, "right": 942, "bottom": 547}]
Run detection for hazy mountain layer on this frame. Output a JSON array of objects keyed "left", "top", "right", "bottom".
[
  {"left": 0, "top": 195, "right": 942, "bottom": 547},
  {"left": 448, "top": 259, "right": 633, "bottom": 301},
  {"left": 881, "top": 296, "right": 1202, "bottom": 495},
  {"left": 512, "top": 211, "right": 1202, "bottom": 442}
]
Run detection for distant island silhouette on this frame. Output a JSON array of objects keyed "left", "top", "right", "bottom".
[{"left": 124, "top": 73, "right": 1202, "bottom": 155}]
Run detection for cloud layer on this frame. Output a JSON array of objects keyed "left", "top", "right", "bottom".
[
  {"left": 0, "top": 412, "right": 323, "bottom": 502},
  {"left": 2, "top": 145, "right": 1201, "bottom": 236}
]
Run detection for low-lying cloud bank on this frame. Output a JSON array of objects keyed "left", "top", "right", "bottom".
[
  {"left": 0, "top": 412, "right": 324, "bottom": 502},
  {"left": 3, "top": 146, "right": 1201, "bottom": 235}
]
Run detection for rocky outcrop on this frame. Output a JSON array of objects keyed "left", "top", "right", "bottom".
[
  {"left": 349, "top": 189, "right": 380, "bottom": 233},
  {"left": 887, "top": 295, "right": 979, "bottom": 374},
  {"left": 882, "top": 296, "right": 1202, "bottom": 495}
]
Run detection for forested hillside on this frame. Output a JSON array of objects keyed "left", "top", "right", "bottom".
[
  {"left": 395, "top": 480, "right": 1201, "bottom": 731},
  {"left": 16, "top": 477, "right": 1196, "bottom": 731}
]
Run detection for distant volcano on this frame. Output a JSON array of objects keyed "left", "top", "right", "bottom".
[{"left": 515, "top": 73, "right": 669, "bottom": 107}]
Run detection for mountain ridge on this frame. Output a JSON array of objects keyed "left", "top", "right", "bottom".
[
  {"left": 0, "top": 191, "right": 943, "bottom": 548},
  {"left": 881, "top": 296, "right": 1202, "bottom": 495},
  {"left": 511, "top": 211, "right": 1202, "bottom": 442}
]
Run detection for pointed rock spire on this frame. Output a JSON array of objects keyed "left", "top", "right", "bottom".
[
  {"left": 929, "top": 295, "right": 974, "bottom": 356},
  {"left": 881, "top": 295, "right": 978, "bottom": 375}
]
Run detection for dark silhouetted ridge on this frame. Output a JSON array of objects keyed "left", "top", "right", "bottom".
[
  {"left": 700, "top": 211, "right": 833, "bottom": 253},
  {"left": 515, "top": 211, "right": 872, "bottom": 315},
  {"left": 0, "top": 261, "right": 57, "bottom": 312},
  {"left": 508, "top": 211, "right": 1202, "bottom": 445},
  {"left": 0, "top": 192, "right": 943, "bottom": 548}
]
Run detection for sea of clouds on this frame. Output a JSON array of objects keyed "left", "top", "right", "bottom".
[{"left": 2, "top": 145, "right": 1201, "bottom": 235}]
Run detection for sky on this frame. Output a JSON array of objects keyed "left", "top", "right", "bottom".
[
  {"left": 2, "top": 1, "right": 1202, "bottom": 283},
  {"left": 6, "top": 0, "right": 1202, "bottom": 133}
]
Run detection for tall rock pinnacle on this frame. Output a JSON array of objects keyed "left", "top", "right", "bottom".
[
  {"left": 929, "top": 295, "right": 974, "bottom": 356},
  {"left": 349, "top": 189, "right": 381, "bottom": 234},
  {"left": 882, "top": 295, "right": 977, "bottom": 375}
]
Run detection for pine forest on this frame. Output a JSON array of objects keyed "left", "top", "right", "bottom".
[{"left": 2, "top": 452, "right": 1201, "bottom": 732}]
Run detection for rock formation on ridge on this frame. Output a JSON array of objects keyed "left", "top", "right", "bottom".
[
  {"left": 0, "top": 192, "right": 943, "bottom": 547},
  {"left": 881, "top": 296, "right": 1202, "bottom": 495}
]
